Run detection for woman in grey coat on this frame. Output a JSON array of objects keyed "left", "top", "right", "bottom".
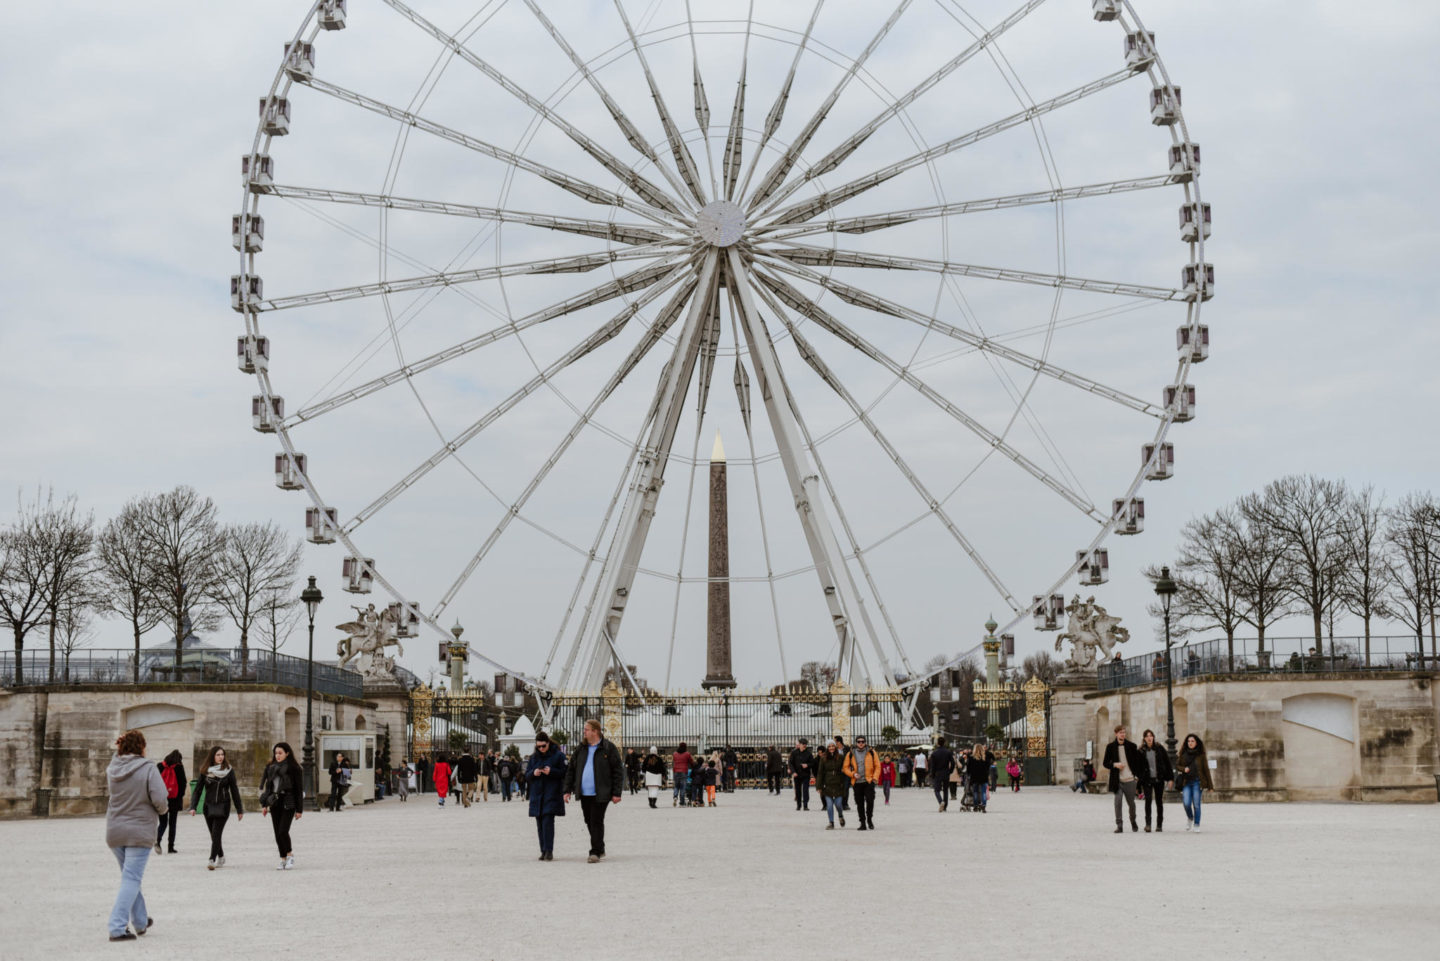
[{"left": 106, "top": 729, "right": 168, "bottom": 942}]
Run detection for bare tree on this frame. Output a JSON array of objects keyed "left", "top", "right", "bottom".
[
  {"left": 1386, "top": 492, "right": 1440, "bottom": 662},
  {"left": 1148, "top": 508, "right": 1248, "bottom": 668},
  {"left": 799, "top": 660, "right": 838, "bottom": 689},
  {"left": 254, "top": 586, "right": 302, "bottom": 657},
  {"left": 1233, "top": 492, "right": 1297, "bottom": 664},
  {"left": 1256, "top": 475, "right": 1349, "bottom": 654},
  {"left": 0, "top": 491, "right": 58, "bottom": 685},
  {"left": 137, "top": 487, "right": 223, "bottom": 671},
  {"left": 1020, "top": 651, "right": 1057, "bottom": 685},
  {"left": 210, "top": 522, "right": 301, "bottom": 673},
  {"left": 31, "top": 491, "right": 95, "bottom": 682},
  {"left": 1338, "top": 486, "right": 1390, "bottom": 664},
  {"left": 95, "top": 499, "right": 164, "bottom": 683},
  {"left": 55, "top": 595, "right": 96, "bottom": 683}
]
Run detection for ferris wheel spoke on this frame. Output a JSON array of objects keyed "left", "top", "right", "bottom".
[
  {"left": 612, "top": 0, "right": 708, "bottom": 207},
  {"left": 760, "top": 0, "right": 1050, "bottom": 215},
  {"left": 755, "top": 67, "right": 1139, "bottom": 227},
  {"left": 759, "top": 173, "right": 1180, "bottom": 242},
  {"left": 683, "top": 0, "right": 722, "bottom": 201},
  {"left": 753, "top": 267, "right": 1109, "bottom": 524},
  {"left": 735, "top": 0, "right": 823, "bottom": 202},
  {"left": 729, "top": 276, "right": 906, "bottom": 683},
  {"left": 714, "top": 0, "right": 754, "bottom": 201},
  {"left": 760, "top": 242, "right": 1189, "bottom": 302},
  {"left": 286, "top": 257, "right": 690, "bottom": 425},
  {"left": 255, "top": 242, "right": 678, "bottom": 313},
  {"left": 343, "top": 267, "right": 695, "bottom": 534},
  {"left": 433, "top": 275, "right": 700, "bottom": 619},
  {"left": 379, "top": 0, "right": 690, "bottom": 219},
  {"left": 758, "top": 259, "right": 1161, "bottom": 418},
  {"left": 751, "top": 280, "right": 1023, "bottom": 613},
  {"left": 296, "top": 76, "right": 679, "bottom": 225},
  {"left": 266, "top": 184, "right": 683, "bottom": 246},
  {"left": 745, "top": 0, "right": 914, "bottom": 213}
]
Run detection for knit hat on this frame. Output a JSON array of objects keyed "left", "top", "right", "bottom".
[{"left": 648, "top": 746, "right": 657, "bottom": 755}]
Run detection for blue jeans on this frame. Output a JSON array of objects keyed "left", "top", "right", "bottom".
[
  {"left": 972, "top": 782, "right": 988, "bottom": 808},
  {"left": 534, "top": 815, "right": 555, "bottom": 853},
  {"left": 824, "top": 795, "right": 844, "bottom": 825},
  {"left": 673, "top": 771, "right": 688, "bottom": 800},
  {"left": 1182, "top": 780, "right": 1203, "bottom": 825},
  {"left": 109, "top": 846, "right": 151, "bottom": 937}
]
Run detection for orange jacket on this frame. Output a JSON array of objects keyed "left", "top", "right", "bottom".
[{"left": 842, "top": 750, "right": 880, "bottom": 784}]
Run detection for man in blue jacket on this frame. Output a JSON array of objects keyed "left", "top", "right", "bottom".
[{"left": 564, "top": 719, "right": 624, "bottom": 863}]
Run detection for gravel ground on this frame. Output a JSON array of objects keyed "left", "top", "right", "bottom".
[{"left": 2, "top": 785, "right": 1434, "bottom": 960}]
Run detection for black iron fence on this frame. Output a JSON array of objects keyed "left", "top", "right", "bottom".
[
  {"left": 1098, "top": 635, "right": 1440, "bottom": 691},
  {"left": 0, "top": 648, "right": 364, "bottom": 699}
]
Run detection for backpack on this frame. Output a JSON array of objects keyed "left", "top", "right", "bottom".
[{"left": 160, "top": 763, "right": 180, "bottom": 799}]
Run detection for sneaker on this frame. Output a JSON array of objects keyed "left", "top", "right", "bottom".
[
  {"left": 276, "top": 860, "right": 287, "bottom": 870},
  {"left": 109, "top": 933, "right": 137, "bottom": 942},
  {"left": 283, "top": 855, "right": 295, "bottom": 870},
  {"left": 587, "top": 854, "right": 599, "bottom": 863},
  {"left": 1185, "top": 819, "right": 1193, "bottom": 832},
  {"left": 1192, "top": 824, "right": 1201, "bottom": 833},
  {"left": 207, "top": 859, "right": 216, "bottom": 870},
  {"left": 153, "top": 843, "right": 162, "bottom": 855},
  {"left": 217, "top": 857, "right": 225, "bottom": 868}
]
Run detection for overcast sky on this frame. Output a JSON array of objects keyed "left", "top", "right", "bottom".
[{"left": 2, "top": 1, "right": 1437, "bottom": 689}]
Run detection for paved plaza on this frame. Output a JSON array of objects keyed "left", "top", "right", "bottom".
[{"left": 2, "top": 786, "right": 1433, "bottom": 960}]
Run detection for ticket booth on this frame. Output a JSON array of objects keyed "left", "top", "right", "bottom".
[{"left": 316, "top": 730, "right": 377, "bottom": 807}]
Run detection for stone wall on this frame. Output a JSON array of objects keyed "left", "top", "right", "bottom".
[
  {"left": 1063, "top": 673, "right": 1439, "bottom": 802},
  {"left": 0, "top": 685, "right": 387, "bottom": 819}
]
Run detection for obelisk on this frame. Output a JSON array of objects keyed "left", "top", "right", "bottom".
[{"left": 703, "top": 430, "right": 736, "bottom": 688}]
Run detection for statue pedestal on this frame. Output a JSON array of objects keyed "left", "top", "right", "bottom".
[
  {"left": 1050, "top": 675, "right": 1099, "bottom": 779},
  {"left": 363, "top": 679, "right": 412, "bottom": 762}
]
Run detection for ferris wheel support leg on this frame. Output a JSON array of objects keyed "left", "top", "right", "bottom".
[
  {"left": 570, "top": 252, "right": 722, "bottom": 692},
  {"left": 724, "top": 249, "right": 893, "bottom": 688}
]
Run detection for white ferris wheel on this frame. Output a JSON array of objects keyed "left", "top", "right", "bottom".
[{"left": 233, "top": 0, "right": 1211, "bottom": 702}]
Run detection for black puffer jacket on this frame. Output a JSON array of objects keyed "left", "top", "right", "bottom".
[
  {"left": 260, "top": 760, "right": 304, "bottom": 812},
  {"left": 192, "top": 767, "right": 245, "bottom": 819}
]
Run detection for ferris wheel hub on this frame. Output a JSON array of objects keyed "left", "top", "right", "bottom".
[{"left": 695, "top": 200, "right": 746, "bottom": 247}]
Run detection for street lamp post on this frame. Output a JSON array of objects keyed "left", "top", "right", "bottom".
[
  {"left": 300, "top": 575, "right": 324, "bottom": 812},
  {"left": 1153, "top": 566, "right": 1179, "bottom": 769}
]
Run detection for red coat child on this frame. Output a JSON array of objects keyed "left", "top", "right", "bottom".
[{"left": 432, "top": 758, "right": 452, "bottom": 802}]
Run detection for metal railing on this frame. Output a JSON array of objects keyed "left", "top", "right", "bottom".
[
  {"left": 1097, "top": 635, "right": 1440, "bottom": 691},
  {"left": 0, "top": 647, "right": 364, "bottom": 699}
]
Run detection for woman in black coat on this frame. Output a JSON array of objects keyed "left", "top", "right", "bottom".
[
  {"left": 259, "top": 742, "right": 304, "bottom": 871},
  {"left": 526, "top": 732, "right": 567, "bottom": 861},
  {"left": 190, "top": 746, "right": 244, "bottom": 869},
  {"left": 1138, "top": 729, "right": 1175, "bottom": 832}
]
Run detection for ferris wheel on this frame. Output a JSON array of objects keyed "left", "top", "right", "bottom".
[{"left": 233, "top": 0, "right": 1210, "bottom": 699}]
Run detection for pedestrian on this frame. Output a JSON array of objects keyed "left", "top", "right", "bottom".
[
  {"left": 913, "top": 748, "right": 928, "bottom": 787},
  {"left": 897, "top": 754, "right": 911, "bottom": 788},
  {"left": 415, "top": 755, "right": 430, "bottom": 794},
  {"left": 259, "top": 741, "right": 304, "bottom": 871},
  {"left": 947, "top": 756, "right": 961, "bottom": 801},
  {"left": 702, "top": 759, "right": 720, "bottom": 806},
  {"left": 154, "top": 749, "right": 186, "bottom": 855},
  {"left": 722, "top": 745, "right": 738, "bottom": 793},
  {"left": 831, "top": 737, "right": 850, "bottom": 811},
  {"left": 562, "top": 718, "right": 623, "bottom": 863},
  {"left": 842, "top": 734, "right": 878, "bottom": 830},
  {"left": 497, "top": 755, "right": 516, "bottom": 802},
  {"left": 394, "top": 759, "right": 411, "bottom": 801},
  {"left": 625, "top": 747, "right": 641, "bottom": 796},
  {"left": 1176, "top": 733, "right": 1213, "bottom": 832},
  {"left": 816, "top": 741, "right": 848, "bottom": 830},
  {"left": 325, "top": 752, "right": 351, "bottom": 812},
  {"left": 1102, "top": 724, "right": 1143, "bottom": 833},
  {"left": 431, "top": 754, "right": 452, "bottom": 807},
  {"left": 642, "top": 746, "right": 667, "bottom": 808},
  {"left": 526, "top": 731, "right": 566, "bottom": 861},
  {"left": 189, "top": 746, "right": 244, "bottom": 870},
  {"left": 988, "top": 754, "right": 999, "bottom": 793},
  {"left": 456, "top": 750, "right": 479, "bottom": 808},
  {"left": 671, "top": 742, "right": 694, "bottom": 807},
  {"left": 1071, "top": 758, "right": 1094, "bottom": 793},
  {"left": 928, "top": 738, "right": 955, "bottom": 813},
  {"left": 1138, "top": 730, "right": 1174, "bottom": 832},
  {"left": 765, "top": 745, "right": 785, "bottom": 795},
  {"left": 879, "top": 755, "right": 895, "bottom": 805},
  {"left": 789, "top": 738, "right": 814, "bottom": 811},
  {"left": 106, "top": 729, "right": 167, "bottom": 942},
  {"left": 966, "top": 744, "right": 991, "bottom": 813},
  {"left": 1006, "top": 756, "right": 1023, "bottom": 792}
]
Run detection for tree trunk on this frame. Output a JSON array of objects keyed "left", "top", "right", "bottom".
[
  {"left": 174, "top": 613, "right": 185, "bottom": 680},
  {"left": 1363, "top": 616, "right": 1372, "bottom": 667},
  {"left": 12, "top": 627, "right": 23, "bottom": 687},
  {"left": 132, "top": 619, "right": 142, "bottom": 684},
  {"left": 48, "top": 618, "right": 56, "bottom": 684},
  {"left": 1311, "top": 608, "right": 1322, "bottom": 652},
  {"left": 240, "top": 627, "right": 249, "bottom": 677},
  {"left": 1226, "top": 632, "right": 1234, "bottom": 673}
]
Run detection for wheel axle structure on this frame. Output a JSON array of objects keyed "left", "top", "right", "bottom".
[{"left": 233, "top": 0, "right": 1211, "bottom": 702}]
